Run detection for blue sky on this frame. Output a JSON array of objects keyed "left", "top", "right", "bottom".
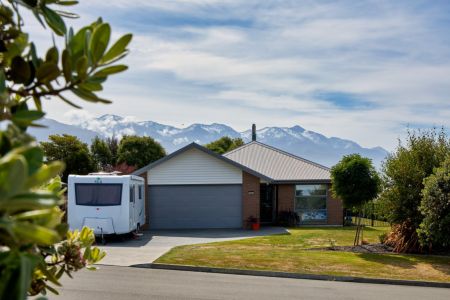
[{"left": 28, "top": 0, "right": 450, "bottom": 150}]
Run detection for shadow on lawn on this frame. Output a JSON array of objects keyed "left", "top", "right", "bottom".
[{"left": 356, "top": 252, "right": 418, "bottom": 269}]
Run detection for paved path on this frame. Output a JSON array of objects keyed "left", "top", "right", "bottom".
[
  {"left": 51, "top": 266, "right": 450, "bottom": 300},
  {"left": 97, "top": 227, "right": 287, "bottom": 266}
]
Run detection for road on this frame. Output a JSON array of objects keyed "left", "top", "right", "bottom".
[{"left": 49, "top": 265, "right": 450, "bottom": 300}]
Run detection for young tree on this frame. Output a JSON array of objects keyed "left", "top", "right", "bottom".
[
  {"left": 41, "top": 134, "right": 96, "bottom": 182},
  {"left": 379, "top": 129, "right": 449, "bottom": 252},
  {"left": 331, "top": 154, "right": 380, "bottom": 245},
  {"left": 91, "top": 136, "right": 114, "bottom": 171},
  {"left": 106, "top": 135, "right": 119, "bottom": 164},
  {"left": 418, "top": 157, "right": 450, "bottom": 251},
  {"left": 117, "top": 135, "right": 166, "bottom": 169},
  {"left": 205, "top": 136, "right": 244, "bottom": 154},
  {"left": 0, "top": 1, "right": 132, "bottom": 298}
]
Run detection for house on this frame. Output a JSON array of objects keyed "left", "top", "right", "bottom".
[{"left": 133, "top": 128, "right": 343, "bottom": 229}]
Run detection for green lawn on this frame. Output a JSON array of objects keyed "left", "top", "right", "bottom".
[{"left": 156, "top": 227, "right": 450, "bottom": 283}]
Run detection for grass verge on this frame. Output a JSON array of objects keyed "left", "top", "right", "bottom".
[{"left": 155, "top": 227, "right": 450, "bottom": 283}]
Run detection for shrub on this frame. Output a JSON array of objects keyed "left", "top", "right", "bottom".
[
  {"left": 418, "top": 157, "right": 450, "bottom": 251},
  {"left": 379, "top": 128, "right": 450, "bottom": 252}
]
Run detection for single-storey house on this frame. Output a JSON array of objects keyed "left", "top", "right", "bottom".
[{"left": 133, "top": 135, "right": 343, "bottom": 229}]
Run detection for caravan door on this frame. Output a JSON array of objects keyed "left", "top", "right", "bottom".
[{"left": 129, "top": 184, "right": 136, "bottom": 230}]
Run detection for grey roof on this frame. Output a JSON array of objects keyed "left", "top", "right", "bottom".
[
  {"left": 224, "top": 141, "right": 331, "bottom": 183},
  {"left": 132, "top": 143, "right": 272, "bottom": 182}
]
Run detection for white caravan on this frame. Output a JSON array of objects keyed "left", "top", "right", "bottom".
[{"left": 68, "top": 174, "right": 145, "bottom": 242}]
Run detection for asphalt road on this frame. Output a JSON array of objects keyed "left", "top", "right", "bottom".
[{"left": 48, "top": 265, "right": 450, "bottom": 300}]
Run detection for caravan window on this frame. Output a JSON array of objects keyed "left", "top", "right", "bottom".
[
  {"left": 75, "top": 183, "right": 122, "bottom": 206},
  {"left": 130, "top": 185, "right": 135, "bottom": 203},
  {"left": 138, "top": 185, "right": 143, "bottom": 200}
]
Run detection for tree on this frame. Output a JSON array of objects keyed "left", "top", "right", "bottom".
[
  {"left": 379, "top": 129, "right": 449, "bottom": 252},
  {"left": 205, "top": 136, "right": 244, "bottom": 154},
  {"left": 41, "top": 134, "right": 96, "bottom": 182},
  {"left": 0, "top": 0, "right": 132, "bottom": 298},
  {"left": 106, "top": 135, "right": 119, "bottom": 164},
  {"left": 331, "top": 154, "right": 380, "bottom": 245},
  {"left": 117, "top": 135, "right": 166, "bottom": 169},
  {"left": 91, "top": 136, "right": 113, "bottom": 171},
  {"left": 417, "top": 157, "right": 450, "bottom": 251}
]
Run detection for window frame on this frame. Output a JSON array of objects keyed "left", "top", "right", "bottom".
[
  {"left": 294, "top": 184, "right": 328, "bottom": 224},
  {"left": 75, "top": 183, "right": 123, "bottom": 206}
]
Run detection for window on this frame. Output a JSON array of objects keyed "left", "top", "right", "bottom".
[
  {"left": 75, "top": 183, "right": 122, "bottom": 206},
  {"left": 138, "top": 185, "right": 143, "bottom": 200},
  {"left": 130, "top": 185, "right": 135, "bottom": 203},
  {"left": 295, "top": 184, "right": 327, "bottom": 224}
]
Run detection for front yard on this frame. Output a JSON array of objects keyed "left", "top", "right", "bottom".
[{"left": 156, "top": 227, "right": 450, "bottom": 283}]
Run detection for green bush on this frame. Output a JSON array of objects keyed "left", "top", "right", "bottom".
[
  {"left": 418, "top": 157, "right": 450, "bottom": 251},
  {"left": 0, "top": 0, "right": 132, "bottom": 298}
]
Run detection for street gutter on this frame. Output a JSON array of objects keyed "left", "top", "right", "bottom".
[{"left": 126, "top": 263, "right": 450, "bottom": 289}]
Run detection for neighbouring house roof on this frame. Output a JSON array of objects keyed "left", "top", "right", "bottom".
[
  {"left": 132, "top": 143, "right": 272, "bottom": 182},
  {"left": 223, "top": 141, "right": 331, "bottom": 183}
]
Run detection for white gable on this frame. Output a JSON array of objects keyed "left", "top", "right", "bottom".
[{"left": 148, "top": 148, "right": 243, "bottom": 185}]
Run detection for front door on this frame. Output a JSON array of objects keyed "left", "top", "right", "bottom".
[{"left": 260, "top": 184, "right": 274, "bottom": 223}]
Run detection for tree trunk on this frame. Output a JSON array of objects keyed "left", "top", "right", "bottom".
[{"left": 354, "top": 210, "right": 362, "bottom": 246}]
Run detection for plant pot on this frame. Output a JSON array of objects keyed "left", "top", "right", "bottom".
[{"left": 251, "top": 223, "right": 260, "bottom": 231}]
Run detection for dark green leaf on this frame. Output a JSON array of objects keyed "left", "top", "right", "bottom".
[
  {"left": 10, "top": 56, "right": 31, "bottom": 84},
  {"left": 36, "top": 62, "right": 60, "bottom": 83},
  {"left": 46, "top": 47, "right": 59, "bottom": 64},
  {"left": 59, "top": 94, "right": 81, "bottom": 109},
  {"left": 12, "top": 110, "right": 45, "bottom": 123},
  {"left": 0, "top": 154, "right": 27, "bottom": 200},
  {"left": 19, "top": 254, "right": 40, "bottom": 300},
  {"left": 93, "top": 65, "right": 128, "bottom": 77},
  {"left": 57, "top": 1, "right": 79, "bottom": 6},
  {"left": 62, "top": 49, "right": 72, "bottom": 82},
  {"left": 71, "top": 88, "right": 110, "bottom": 103},
  {"left": 0, "top": 70, "right": 5, "bottom": 94},
  {"left": 42, "top": 7, "right": 67, "bottom": 36},
  {"left": 100, "top": 34, "right": 132, "bottom": 65},
  {"left": 12, "top": 222, "right": 61, "bottom": 245},
  {"left": 79, "top": 81, "right": 102, "bottom": 92},
  {"left": 89, "top": 23, "right": 111, "bottom": 64},
  {"left": 76, "top": 56, "right": 88, "bottom": 79}
]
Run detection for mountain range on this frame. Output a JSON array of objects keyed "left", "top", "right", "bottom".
[{"left": 29, "top": 114, "right": 389, "bottom": 168}]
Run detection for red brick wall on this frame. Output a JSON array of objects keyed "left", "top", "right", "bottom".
[
  {"left": 138, "top": 172, "right": 150, "bottom": 229},
  {"left": 327, "top": 185, "right": 343, "bottom": 225},
  {"left": 277, "top": 184, "right": 295, "bottom": 213},
  {"left": 242, "top": 171, "right": 260, "bottom": 228}
]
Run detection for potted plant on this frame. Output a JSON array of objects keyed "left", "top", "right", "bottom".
[{"left": 247, "top": 216, "right": 260, "bottom": 230}]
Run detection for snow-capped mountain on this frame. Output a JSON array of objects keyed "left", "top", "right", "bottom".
[{"left": 30, "top": 114, "right": 388, "bottom": 168}]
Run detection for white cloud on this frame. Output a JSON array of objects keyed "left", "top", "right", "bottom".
[{"left": 32, "top": 0, "right": 450, "bottom": 151}]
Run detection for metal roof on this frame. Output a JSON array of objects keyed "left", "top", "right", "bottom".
[
  {"left": 132, "top": 143, "right": 272, "bottom": 182},
  {"left": 224, "top": 141, "right": 331, "bottom": 182}
]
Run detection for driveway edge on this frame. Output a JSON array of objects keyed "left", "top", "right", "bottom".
[{"left": 133, "top": 263, "right": 450, "bottom": 289}]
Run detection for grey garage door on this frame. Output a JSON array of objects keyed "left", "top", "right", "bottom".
[{"left": 149, "top": 185, "right": 242, "bottom": 229}]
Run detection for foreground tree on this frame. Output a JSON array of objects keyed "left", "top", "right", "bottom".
[
  {"left": 0, "top": 0, "right": 132, "bottom": 298},
  {"left": 205, "top": 136, "right": 244, "bottom": 154},
  {"left": 117, "top": 135, "right": 166, "bottom": 169},
  {"left": 331, "top": 154, "right": 380, "bottom": 246},
  {"left": 91, "top": 136, "right": 114, "bottom": 171},
  {"left": 418, "top": 157, "right": 450, "bottom": 251},
  {"left": 41, "top": 134, "right": 95, "bottom": 182},
  {"left": 380, "top": 129, "right": 449, "bottom": 252}
]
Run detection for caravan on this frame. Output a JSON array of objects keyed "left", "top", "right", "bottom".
[{"left": 68, "top": 174, "right": 145, "bottom": 243}]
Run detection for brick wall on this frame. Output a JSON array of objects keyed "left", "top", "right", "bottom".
[
  {"left": 277, "top": 184, "right": 295, "bottom": 213},
  {"left": 327, "top": 185, "right": 343, "bottom": 225},
  {"left": 138, "top": 172, "right": 150, "bottom": 229},
  {"left": 242, "top": 171, "right": 260, "bottom": 228}
]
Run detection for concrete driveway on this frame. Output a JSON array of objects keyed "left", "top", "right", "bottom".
[{"left": 97, "top": 227, "right": 287, "bottom": 266}]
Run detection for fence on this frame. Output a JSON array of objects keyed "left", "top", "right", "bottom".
[{"left": 350, "top": 216, "right": 390, "bottom": 227}]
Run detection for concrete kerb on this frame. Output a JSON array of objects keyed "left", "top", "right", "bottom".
[{"left": 128, "top": 263, "right": 450, "bottom": 289}]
